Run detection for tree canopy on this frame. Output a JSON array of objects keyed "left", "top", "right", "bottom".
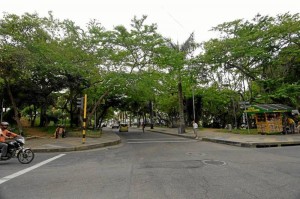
[{"left": 0, "top": 12, "right": 299, "bottom": 132}]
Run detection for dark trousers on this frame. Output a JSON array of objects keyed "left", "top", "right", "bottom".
[{"left": 0, "top": 142, "right": 8, "bottom": 157}]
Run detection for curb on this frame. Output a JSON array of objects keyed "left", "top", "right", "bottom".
[
  {"left": 149, "top": 128, "right": 300, "bottom": 148},
  {"left": 202, "top": 137, "right": 300, "bottom": 148},
  {"left": 202, "top": 137, "right": 252, "bottom": 147},
  {"left": 31, "top": 139, "right": 121, "bottom": 153},
  {"left": 148, "top": 129, "right": 196, "bottom": 139}
]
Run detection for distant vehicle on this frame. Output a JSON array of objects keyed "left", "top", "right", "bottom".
[
  {"left": 240, "top": 123, "right": 248, "bottom": 129},
  {"left": 119, "top": 123, "right": 128, "bottom": 132},
  {"left": 112, "top": 123, "right": 119, "bottom": 129}
]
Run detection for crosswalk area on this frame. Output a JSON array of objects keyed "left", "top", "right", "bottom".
[{"left": 126, "top": 138, "right": 198, "bottom": 144}]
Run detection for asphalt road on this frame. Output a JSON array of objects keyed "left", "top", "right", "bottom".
[{"left": 1, "top": 128, "right": 300, "bottom": 199}]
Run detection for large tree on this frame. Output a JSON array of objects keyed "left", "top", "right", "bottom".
[
  {"left": 200, "top": 13, "right": 300, "bottom": 107},
  {"left": 164, "top": 33, "right": 199, "bottom": 133}
]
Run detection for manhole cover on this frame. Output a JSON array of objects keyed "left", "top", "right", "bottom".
[
  {"left": 202, "top": 160, "right": 226, "bottom": 166},
  {"left": 186, "top": 152, "right": 206, "bottom": 156}
]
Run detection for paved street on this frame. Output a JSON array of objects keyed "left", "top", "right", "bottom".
[
  {"left": 24, "top": 126, "right": 300, "bottom": 153},
  {"left": 1, "top": 127, "right": 300, "bottom": 199}
]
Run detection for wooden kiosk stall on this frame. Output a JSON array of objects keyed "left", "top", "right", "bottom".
[{"left": 245, "top": 104, "right": 293, "bottom": 134}]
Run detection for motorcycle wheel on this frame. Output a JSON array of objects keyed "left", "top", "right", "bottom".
[{"left": 17, "top": 149, "right": 35, "bottom": 164}]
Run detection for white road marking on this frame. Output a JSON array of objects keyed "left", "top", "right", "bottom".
[
  {"left": 127, "top": 140, "right": 197, "bottom": 144},
  {"left": 0, "top": 154, "right": 65, "bottom": 185},
  {"left": 127, "top": 138, "right": 186, "bottom": 141}
]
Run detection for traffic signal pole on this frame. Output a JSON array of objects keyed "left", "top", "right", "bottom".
[
  {"left": 82, "top": 94, "right": 87, "bottom": 144},
  {"left": 76, "top": 97, "right": 83, "bottom": 109}
]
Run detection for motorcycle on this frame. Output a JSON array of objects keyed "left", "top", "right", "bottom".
[{"left": 0, "top": 136, "right": 35, "bottom": 164}]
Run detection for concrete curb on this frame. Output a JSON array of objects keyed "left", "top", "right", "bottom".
[
  {"left": 149, "top": 128, "right": 300, "bottom": 148},
  {"left": 200, "top": 137, "right": 300, "bottom": 148},
  {"left": 148, "top": 129, "right": 195, "bottom": 139},
  {"left": 202, "top": 137, "right": 252, "bottom": 147},
  {"left": 31, "top": 139, "right": 121, "bottom": 153}
]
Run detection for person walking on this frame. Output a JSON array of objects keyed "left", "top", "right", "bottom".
[
  {"left": 193, "top": 120, "right": 199, "bottom": 140},
  {"left": 142, "top": 122, "right": 145, "bottom": 133}
]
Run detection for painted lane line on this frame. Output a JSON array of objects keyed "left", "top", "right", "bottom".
[
  {"left": 127, "top": 138, "right": 186, "bottom": 141},
  {"left": 0, "top": 154, "right": 66, "bottom": 185},
  {"left": 127, "top": 140, "right": 197, "bottom": 144}
]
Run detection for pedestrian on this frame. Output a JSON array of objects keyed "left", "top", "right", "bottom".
[
  {"left": 142, "top": 122, "right": 145, "bottom": 133},
  {"left": 287, "top": 117, "right": 295, "bottom": 133},
  {"left": 193, "top": 120, "right": 199, "bottom": 139},
  {"left": 54, "top": 125, "right": 66, "bottom": 138},
  {"left": 0, "top": 122, "right": 18, "bottom": 158}
]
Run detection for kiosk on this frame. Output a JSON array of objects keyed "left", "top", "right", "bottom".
[{"left": 245, "top": 104, "right": 293, "bottom": 134}]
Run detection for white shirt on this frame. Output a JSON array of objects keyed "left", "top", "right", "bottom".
[{"left": 193, "top": 122, "right": 198, "bottom": 129}]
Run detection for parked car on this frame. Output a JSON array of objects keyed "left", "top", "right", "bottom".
[
  {"left": 112, "top": 123, "right": 119, "bottom": 129},
  {"left": 119, "top": 123, "right": 128, "bottom": 132}
]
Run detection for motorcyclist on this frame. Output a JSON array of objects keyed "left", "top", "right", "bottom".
[{"left": 0, "top": 121, "right": 18, "bottom": 158}]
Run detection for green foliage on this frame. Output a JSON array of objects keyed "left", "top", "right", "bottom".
[
  {"left": 1, "top": 11, "right": 299, "bottom": 131},
  {"left": 200, "top": 13, "right": 300, "bottom": 108}
]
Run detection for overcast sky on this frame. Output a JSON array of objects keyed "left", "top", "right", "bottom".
[{"left": 1, "top": 0, "right": 299, "bottom": 43}]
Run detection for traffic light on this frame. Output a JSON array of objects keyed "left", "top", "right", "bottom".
[{"left": 76, "top": 97, "right": 83, "bottom": 109}]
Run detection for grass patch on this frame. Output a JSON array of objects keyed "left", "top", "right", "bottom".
[
  {"left": 67, "top": 129, "right": 102, "bottom": 138},
  {"left": 23, "top": 126, "right": 102, "bottom": 138},
  {"left": 217, "top": 128, "right": 259, "bottom": 135}
]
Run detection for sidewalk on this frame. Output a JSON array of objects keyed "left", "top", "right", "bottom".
[
  {"left": 26, "top": 130, "right": 121, "bottom": 153},
  {"left": 148, "top": 127, "right": 300, "bottom": 148},
  {"left": 26, "top": 127, "right": 300, "bottom": 153}
]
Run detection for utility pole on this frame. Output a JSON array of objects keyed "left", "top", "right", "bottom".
[
  {"left": 149, "top": 101, "right": 154, "bottom": 129},
  {"left": 0, "top": 98, "right": 3, "bottom": 122},
  {"left": 82, "top": 94, "right": 87, "bottom": 144},
  {"left": 192, "top": 87, "right": 195, "bottom": 121},
  {"left": 232, "top": 97, "right": 237, "bottom": 129},
  {"left": 77, "top": 95, "right": 87, "bottom": 144}
]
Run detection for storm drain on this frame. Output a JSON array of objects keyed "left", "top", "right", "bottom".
[{"left": 202, "top": 159, "right": 226, "bottom": 166}]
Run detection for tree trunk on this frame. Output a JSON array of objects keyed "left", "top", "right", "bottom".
[
  {"left": 30, "top": 105, "right": 38, "bottom": 127},
  {"left": 39, "top": 106, "right": 47, "bottom": 127},
  {"left": 177, "top": 74, "right": 185, "bottom": 134},
  {"left": 6, "top": 81, "right": 23, "bottom": 134},
  {"left": 87, "top": 91, "right": 109, "bottom": 124}
]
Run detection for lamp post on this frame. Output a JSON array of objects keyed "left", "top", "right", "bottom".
[
  {"left": 238, "top": 92, "right": 250, "bottom": 133},
  {"left": 192, "top": 88, "right": 195, "bottom": 121},
  {"left": 188, "top": 61, "right": 196, "bottom": 122},
  {"left": 0, "top": 98, "right": 3, "bottom": 122},
  {"left": 149, "top": 101, "right": 154, "bottom": 129},
  {"left": 232, "top": 97, "right": 237, "bottom": 129}
]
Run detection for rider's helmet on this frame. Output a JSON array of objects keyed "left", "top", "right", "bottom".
[{"left": 0, "top": 121, "right": 9, "bottom": 129}]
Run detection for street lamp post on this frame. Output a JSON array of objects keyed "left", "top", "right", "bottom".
[
  {"left": 232, "top": 97, "right": 237, "bottom": 129},
  {"left": 188, "top": 61, "right": 196, "bottom": 122},
  {"left": 238, "top": 92, "right": 250, "bottom": 133},
  {"left": 149, "top": 101, "right": 154, "bottom": 129},
  {"left": 0, "top": 98, "right": 4, "bottom": 122},
  {"left": 192, "top": 87, "right": 195, "bottom": 121}
]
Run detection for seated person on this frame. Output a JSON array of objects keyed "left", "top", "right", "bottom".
[{"left": 54, "top": 125, "right": 66, "bottom": 138}]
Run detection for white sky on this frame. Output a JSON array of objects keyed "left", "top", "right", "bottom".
[{"left": 1, "top": 0, "right": 299, "bottom": 43}]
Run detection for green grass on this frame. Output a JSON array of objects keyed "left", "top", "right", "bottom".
[
  {"left": 155, "top": 126, "right": 261, "bottom": 135},
  {"left": 67, "top": 129, "right": 102, "bottom": 138},
  {"left": 215, "top": 128, "right": 282, "bottom": 135},
  {"left": 40, "top": 126, "right": 57, "bottom": 135},
  {"left": 24, "top": 126, "right": 102, "bottom": 138},
  {"left": 216, "top": 128, "right": 259, "bottom": 134}
]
